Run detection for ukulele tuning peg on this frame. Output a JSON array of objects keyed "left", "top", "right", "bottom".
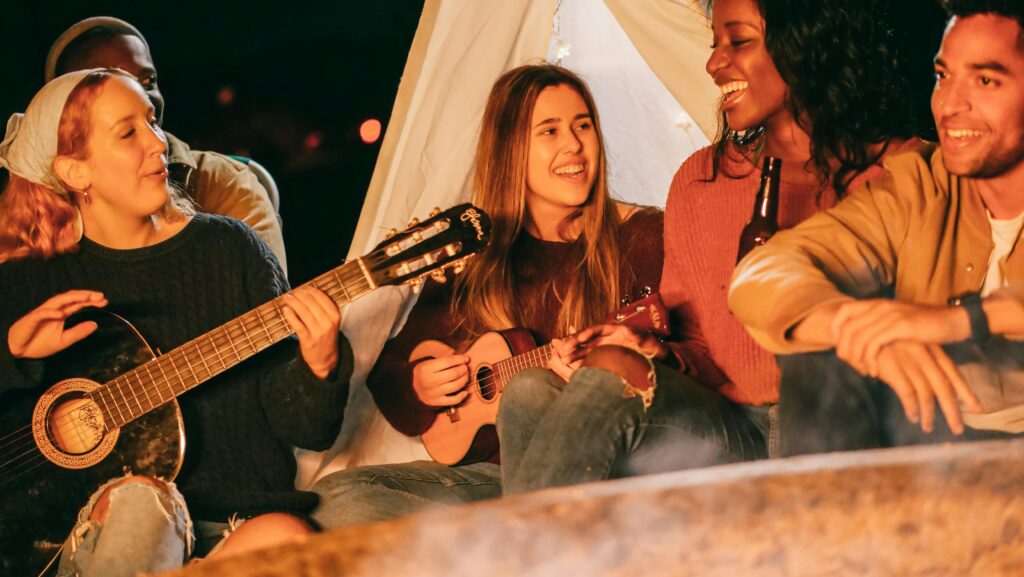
[
  {"left": 430, "top": 269, "right": 447, "bottom": 283},
  {"left": 640, "top": 286, "right": 653, "bottom": 297},
  {"left": 429, "top": 207, "right": 442, "bottom": 217},
  {"left": 407, "top": 217, "right": 421, "bottom": 228},
  {"left": 620, "top": 296, "right": 632, "bottom": 306},
  {"left": 385, "top": 228, "right": 400, "bottom": 239}
]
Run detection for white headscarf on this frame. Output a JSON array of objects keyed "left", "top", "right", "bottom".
[{"left": 0, "top": 70, "right": 99, "bottom": 193}]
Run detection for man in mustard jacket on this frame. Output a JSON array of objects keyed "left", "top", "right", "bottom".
[{"left": 729, "top": 0, "right": 1024, "bottom": 455}]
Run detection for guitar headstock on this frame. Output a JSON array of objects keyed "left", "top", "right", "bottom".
[
  {"left": 605, "top": 291, "right": 670, "bottom": 337},
  {"left": 363, "top": 203, "right": 492, "bottom": 289}
]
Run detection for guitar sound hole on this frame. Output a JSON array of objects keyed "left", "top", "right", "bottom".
[
  {"left": 475, "top": 365, "right": 497, "bottom": 400},
  {"left": 48, "top": 393, "right": 106, "bottom": 455}
]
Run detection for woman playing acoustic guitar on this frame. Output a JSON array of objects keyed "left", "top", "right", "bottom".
[
  {"left": 0, "top": 69, "right": 350, "bottom": 576},
  {"left": 311, "top": 64, "right": 664, "bottom": 527}
]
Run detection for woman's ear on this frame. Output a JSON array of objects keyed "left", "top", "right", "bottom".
[{"left": 53, "top": 156, "right": 91, "bottom": 193}]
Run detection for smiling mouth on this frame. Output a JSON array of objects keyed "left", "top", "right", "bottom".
[
  {"left": 944, "top": 128, "right": 985, "bottom": 141},
  {"left": 719, "top": 81, "right": 749, "bottom": 105},
  {"left": 554, "top": 164, "right": 586, "bottom": 176}
]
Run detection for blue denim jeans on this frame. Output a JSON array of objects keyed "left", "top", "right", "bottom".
[
  {"left": 311, "top": 460, "right": 502, "bottom": 529},
  {"left": 498, "top": 364, "right": 769, "bottom": 495},
  {"left": 57, "top": 477, "right": 193, "bottom": 577}
]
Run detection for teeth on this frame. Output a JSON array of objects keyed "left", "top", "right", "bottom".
[
  {"left": 719, "top": 81, "right": 749, "bottom": 95},
  {"left": 946, "top": 129, "right": 984, "bottom": 139},
  {"left": 554, "top": 164, "right": 585, "bottom": 175}
]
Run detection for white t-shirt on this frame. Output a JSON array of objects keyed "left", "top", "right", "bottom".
[{"left": 981, "top": 210, "right": 1024, "bottom": 297}]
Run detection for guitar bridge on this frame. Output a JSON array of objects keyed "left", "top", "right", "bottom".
[{"left": 446, "top": 407, "right": 461, "bottom": 423}]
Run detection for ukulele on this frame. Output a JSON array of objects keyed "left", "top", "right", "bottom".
[
  {"left": 0, "top": 204, "right": 491, "bottom": 577},
  {"left": 412, "top": 291, "right": 669, "bottom": 465}
]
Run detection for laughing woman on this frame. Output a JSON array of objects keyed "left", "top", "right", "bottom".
[
  {"left": 497, "top": 0, "right": 921, "bottom": 494},
  {"left": 311, "top": 64, "right": 663, "bottom": 527},
  {"left": 0, "top": 69, "right": 350, "bottom": 576}
]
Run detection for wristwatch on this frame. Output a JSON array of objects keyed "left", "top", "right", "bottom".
[{"left": 949, "top": 292, "right": 990, "bottom": 342}]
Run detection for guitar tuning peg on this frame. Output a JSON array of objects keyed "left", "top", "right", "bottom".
[
  {"left": 452, "top": 259, "right": 467, "bottom": 274},
  {"left": 429, "top": 207, "right": 441, "bottom": 217},
  {"left": 385, "top": 228, "right": 400, "bottom": 239},
  {"left": 407, "top": 217, "right": 420, "bottom": 228},
  {"left": 407, "top": 277, "right": 425, "bottom": 293},
  {"left": 430, "top": 269, "right": 447, "bottom": 283}
]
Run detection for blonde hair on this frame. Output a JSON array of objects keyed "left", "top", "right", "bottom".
[
  {"left": 0, "top": 69, "right": 193, "bottom": 263},
  {"left": 454, "top": 64, "right": 623, "bottom": 337}
]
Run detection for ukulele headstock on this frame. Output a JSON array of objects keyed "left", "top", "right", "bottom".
[{"left": 606, "top": 291, "right": 670, "bottom": 337}]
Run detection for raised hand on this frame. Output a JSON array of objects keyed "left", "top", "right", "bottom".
[
  {"left": 8, "top": 290, "right": 108, "bottom": 359},
  {"left": 280, "top": 286, "right": 341, "bottom": 380},
  {"left": 412, "top": 354, "right": 470, "bottom": 407}
]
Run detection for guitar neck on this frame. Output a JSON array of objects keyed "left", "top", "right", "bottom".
[
  {"left": 90, "top": 259, "right": 373, "bottom": 430},
  {"left": 490, "top": 342, "right": 555, "bottom": 393}
]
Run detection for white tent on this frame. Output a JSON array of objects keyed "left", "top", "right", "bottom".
[{"left": 296, "top": 0, "right": 717, "bottom": 488}]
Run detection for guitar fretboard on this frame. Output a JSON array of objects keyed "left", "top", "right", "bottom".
[
  {"left": 489, "top": 344, "right": 555, "bottom": 394},
  {"left": 88, "top": 259, "right": 373, "bottom": 430}
]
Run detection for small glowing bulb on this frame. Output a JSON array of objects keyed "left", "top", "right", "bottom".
[
  {"left": 360, "top": 119, "right": 382, "bottom": 144},
  {"left": 555, "top": 41, "right": 572, "bottom": 61}
]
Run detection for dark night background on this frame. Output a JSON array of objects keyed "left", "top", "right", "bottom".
[{"left": 3, "top": 0, "right": 947, "bottom": 286}]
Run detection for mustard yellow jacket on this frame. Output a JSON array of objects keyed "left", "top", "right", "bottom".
[{"left": 729, "top": 142, "right": 1021, "bottom": 354}]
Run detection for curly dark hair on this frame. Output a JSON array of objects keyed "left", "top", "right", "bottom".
[
  {"left": 708, "top": 0, "right": 918, "bottom": 197},
  {"left": 943, "top": 0, "right": 1024, "bottom": 32}
]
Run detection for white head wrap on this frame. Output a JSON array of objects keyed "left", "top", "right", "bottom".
[{"left": 0, "top": 70, "right": 100, "bottom": 193}]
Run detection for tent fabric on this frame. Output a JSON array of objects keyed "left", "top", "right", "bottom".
[{"left": 295, "top": 0, "right": 715, "bottom": 488}]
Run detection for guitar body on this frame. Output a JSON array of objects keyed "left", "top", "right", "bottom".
[
  {"left": 0, "top": 309, "right": 184, "bottom": 577},
  {"left": 414, "top": 329, "right": 535, "bottom": 465}
]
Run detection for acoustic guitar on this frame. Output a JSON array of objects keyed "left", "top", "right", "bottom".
[
  {"left": 412, "top": 291, "right": 669, "bottom": 465},
  {"left": 0, "top": 204, "right": 491, "bottom": 577}
]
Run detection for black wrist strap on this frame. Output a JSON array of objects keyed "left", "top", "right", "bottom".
[{"left": 953, "top": 292, "right": 990, "bottom": 342}]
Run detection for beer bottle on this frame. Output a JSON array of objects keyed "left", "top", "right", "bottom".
[{"left": 736, "top": 156, "right": 781, "bottom": 264}]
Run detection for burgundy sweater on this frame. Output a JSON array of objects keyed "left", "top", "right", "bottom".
[
  {"left": 663, "top": 143, "right": 907, "bottom": 405},
  {"left": 368, "top": 208, "right": 664, "bottom": 446}
]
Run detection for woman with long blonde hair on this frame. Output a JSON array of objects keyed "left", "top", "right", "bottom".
[{"left": 311, "top": 64, "right": 663, "bottom": 527}]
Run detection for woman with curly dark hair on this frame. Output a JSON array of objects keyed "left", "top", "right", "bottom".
[{"left": 497, "top": 0, "right": 923, "bottom": 493}]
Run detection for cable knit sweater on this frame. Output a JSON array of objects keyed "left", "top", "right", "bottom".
[
  {"left": 664, "top": 143, "right": 906, "bottom": 405},
  {"left": 368, "top": 208, "right": 665, "bottom": 451},
  {"left": 0, "top": 214, "right": 351, "bottom": 521}
]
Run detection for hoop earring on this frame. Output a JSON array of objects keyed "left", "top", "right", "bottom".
[{"left": 73, "top": 206, "right": 84, "bottom": 242}]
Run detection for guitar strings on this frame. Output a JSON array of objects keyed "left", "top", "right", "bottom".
[
  {"left": 60, "top": 267, "right": 364, "bottom": 430},
  {"left": 456, "top": 309, "right": 647, "bottom": 399},
  {"left": 0, "top": 267, "right": 366, "bottom": 481}
]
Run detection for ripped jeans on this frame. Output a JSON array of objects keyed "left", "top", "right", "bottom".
[
  {"left": 498, "top": 364, "right": 771, "bottom": 495},
  {"left": 56, "top": 476, "right": 194, "bottom": 577}
]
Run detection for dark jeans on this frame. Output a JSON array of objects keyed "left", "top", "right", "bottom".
[
  {"left": 498, "top": 364, "right": 770, "bottom": 495},
  {"left": 777, "top": 348, "right": 1022, "bottom": 457}
]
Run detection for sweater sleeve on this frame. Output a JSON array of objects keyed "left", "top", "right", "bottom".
[
  {"left": 231, "top": 224, "right": 352, "bottom": 451},
  {"left": 366, "top": 280, "right": 459, "bottom": 437},
  {"left": 660, "top": 168, "right": 732, "bottom": 386},
  {"left": 728, "top": 150, "right": 926, "bottom": 354}
]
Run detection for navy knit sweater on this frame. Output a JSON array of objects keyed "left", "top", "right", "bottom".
[{"left": 0, "top": 214, "right": 351, "bottom": 521}]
